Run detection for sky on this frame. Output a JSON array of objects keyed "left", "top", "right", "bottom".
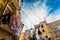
[{"left": 21, "top": 0, "right": 60, "bottom": 32}]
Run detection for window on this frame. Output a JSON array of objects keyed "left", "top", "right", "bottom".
[
  {"left": 42, "top": 30, "right": 45, "bottom": 32},
  {"left": 42, "top": 39, "right": 45, "bottom": 40},
  {"left": 38, "top": 28, "right": 41, "bottom": 35},
  {"left": 48, "top": 37, "right": 51, "bottom": 40},
  {"left": 56, "top": 25, "right": 60, "bottom": 31},
  {"left": 45, "top": 35, "right": 48, "bottom": 38},
  {"left": 41, "top": 24, "right": 44, "bottom": 28},
  {"left": 21, "top": 0, "right": 23, "bottom": 2},
  {"left": 38, "top": 30, "right": 42, "bottom": 35}
]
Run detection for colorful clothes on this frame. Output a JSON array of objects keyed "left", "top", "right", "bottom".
[{"left": 10, "top": 14, "right": 20, "bottom": 36}]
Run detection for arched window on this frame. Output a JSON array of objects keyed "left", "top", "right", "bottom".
[
  {"left": 45, "top": 35, "right": 48, "bottom": 38},
  {"left": 41, "top": 24, "right": 44, "bottom": 28},
  {"left": 42, "top": 29, "right": 45, "bottom": 32}
]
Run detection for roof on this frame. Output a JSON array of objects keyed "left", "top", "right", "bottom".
[{"left": 48, "top": 20, "right": 60, "bottom": 25}]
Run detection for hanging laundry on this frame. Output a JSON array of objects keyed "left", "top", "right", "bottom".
[
  {"left": 12, "top": 14, "right": 19, "bottom": 28},
  {"left": 10, "top": 23, "right": 20, "bottom": 36},
  {"left": 10, "top": 14, "right": 20, "bottom": 36},
  {"left": 15, "top": 15, "right": 19, "bottom": 22},
  {"left": 15, "top": 14, "right": 19, "bottom": 28}
]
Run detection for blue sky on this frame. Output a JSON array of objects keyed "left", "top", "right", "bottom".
[{"left": 21, "top": 0, "right": 60, "bottom": 32}]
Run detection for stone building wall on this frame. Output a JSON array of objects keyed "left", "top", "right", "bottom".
[
  {"left": 35, "top": 20, "right": 60, "bottom": 40},
  {"left": 0, "top": 28, "right": 13, "bottom": 40},
  {"left": 48, "top": 20, "right": 60, "bottom": 40}
]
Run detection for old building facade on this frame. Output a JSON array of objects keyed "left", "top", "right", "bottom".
[
  {"left": 48, "top": 20, "right": 60, "bottom": 40},
  {"left": 0, "top": 0, "right": 23, "bottom": 40},
  {"left": 35, "top": 20, "right": 60, "bottom": 40},
  {"left": 19, "top": 29, "right": 32, "bottom": 40}
]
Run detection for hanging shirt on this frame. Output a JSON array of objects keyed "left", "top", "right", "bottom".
[
  {"left": 12, "top": 15, "right": 19, "bottom": 22},
  {"left": 11, "top": 14, "right": 19, "bottom": 25},
  {"left": 11, "top": 15, "right": 16, "bottom": 24},
  {"left": 10, "top": 23, "right": 20, "bottom": 36}
]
